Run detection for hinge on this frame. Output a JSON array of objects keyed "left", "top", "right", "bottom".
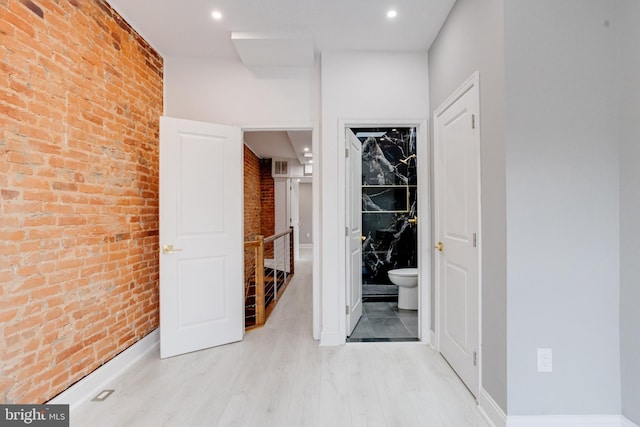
[
  {"left": 345, "top": 148, "right": 349, "bottom": 158},
  {"left": 346, "top": 305, "right": 350, "bottom": 315},
  {"left": 473, "top": 233, "right": 477, "bottom": 248},
  {"left": 473, "top": 351, "right": 477, "bottom": 367},
  {"left": 472, "top": 114, "right": 476, "bottom": 129},
  {"left": 345, "top": 227, "right": 349, "bottom": 237}
]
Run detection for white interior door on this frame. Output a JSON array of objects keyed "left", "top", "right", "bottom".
[
  {"left": 346, "top": 129, "right": 363, "bottom": 336},
  {"left": 159, "top": 116, "right": 243, "bottom": 359},
  {"left": 434, "top": 75, "right": 480, "bottom": 396},
  {"left": 289, "top": 179, "right": 300, "bottom": 260}
]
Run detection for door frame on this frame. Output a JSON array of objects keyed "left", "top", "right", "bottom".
[
  {"left": 241, "top": 122, "right": 320, "bottom": 341},
  {"left": 339, "top": 119, "right": 430, "bottom": 342},
  {"left": 433, "top": 72, "right": 483, "bottom": 395},
  {"left": 287, "top": 178, "right": 300, "bottom": 261}
]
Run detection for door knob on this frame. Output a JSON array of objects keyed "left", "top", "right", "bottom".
[
  {"left": 434, "top": 241, "right": 443, "bottom": 252},
  {"left": 162, "top": 244, "right": 183, "bottom": 254},
  {"left": 361, "top": 236, "right": 366, "bottom": 242},
  {"left": 408, "top": 216, "right": 417, "bottom": 225}
]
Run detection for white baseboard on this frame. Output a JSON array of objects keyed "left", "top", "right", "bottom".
[
  {"left": 48, "top": 329, "right": 159, "bottom": 410},
  {"left": 320, "top": 330, "right": 345, "bottom": 346},
  {"left": 478, "top": 388, "right": 506, "bottom": 427},
  {"left": 429, "top": 330, "right": 437, "bottom": 349},
  {"left": 507, "top": 415, "right": 632, "bottom": 427},
  {"left": 475, "top": 389, "right": 636, "bottom": 427}
]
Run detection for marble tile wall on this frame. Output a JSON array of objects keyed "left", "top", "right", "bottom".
[{"left": 353, "top": 128, "right": 418, "bottom": 295}]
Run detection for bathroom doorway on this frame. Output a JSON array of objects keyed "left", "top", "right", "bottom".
[{"left": 346, "top": 126, "right": 420, "bottom": 342}]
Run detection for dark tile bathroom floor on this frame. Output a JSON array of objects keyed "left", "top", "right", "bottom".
[{"left": 347, "top": 301, "right": 419, "bottom": 342}]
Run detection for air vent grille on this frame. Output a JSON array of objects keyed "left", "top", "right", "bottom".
[{"left": 273, "top": 160, "right": 288, "bottom": 176}]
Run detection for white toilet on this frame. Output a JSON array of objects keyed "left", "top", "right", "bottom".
[{"left": 387, "top": 268, "right": 418, "bottom": 310}]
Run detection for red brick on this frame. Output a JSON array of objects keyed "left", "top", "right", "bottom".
[
  {"left": 23, "top": 190, "right": 57, "bottom": 202},
  {"left": 0, "top": 309, "right": 19, "bottom": 323},
  {"left": 2, "top": 191, "right": 22, "bottom": 205},
  {"left": 51, "top": 182, "right": 78, "bottom": 192},
  {"left": 0, "top": 0, "right": 162, "bottom": 404},
  {"left": 0, "top": 230, "right": 25, "bottom": 240}
]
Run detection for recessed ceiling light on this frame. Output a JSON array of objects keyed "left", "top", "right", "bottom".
[
  {"left": 303, "top": 153, "right": 313, "bottom": 158},
  {"left": 303, "top": 147, "right": 309, "bottom": 152},
  {"left": 308, "top": 160, "right": 313, "bottom": 164},
  {"left": 211, "top": 11, "right": 222, "bottom": 20},
  {"left": 387, "top": 10, "right": 397, "bottom": 19}
]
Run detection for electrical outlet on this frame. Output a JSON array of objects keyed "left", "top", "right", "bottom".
[{"left": 537, "top": 348, "right": 552, "bottom": 373}]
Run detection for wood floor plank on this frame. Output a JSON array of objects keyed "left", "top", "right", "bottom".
[
  {"left": 318, "top": 347, "right": 352, "bottom": 427},
  {"left": 71, "top": 249, "right": 490, "bottom": 427},
  {"left": 345, "top": 345, "right": 387, "bottom": 427}
]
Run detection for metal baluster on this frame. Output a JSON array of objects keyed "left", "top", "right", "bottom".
[{"left": 273, "top": 240, "right": 278, "bottom": 301}]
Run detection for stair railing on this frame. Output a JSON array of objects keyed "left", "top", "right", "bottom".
[{"left": 244, "top": 227, "right": 294, "bottom": 329}]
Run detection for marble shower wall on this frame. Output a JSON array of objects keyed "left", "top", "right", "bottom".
[{"left": 355, "top": 127, "right": 418, "bottom": 292}]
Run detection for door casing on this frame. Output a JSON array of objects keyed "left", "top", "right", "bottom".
[
  {"left": 287, "top": 178, "right": 300, "bottom": 261},
  {"left": 340, "top": 119, "right": 430, "bottom": 342},
  {"left": 433, "top": 71, "right": 483, "bottom": 397},
  {"left": 241, "top": 123, "right": 320, "bottom": 341}
]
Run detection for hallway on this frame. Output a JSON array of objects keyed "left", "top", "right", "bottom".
[{"left": 71, "top": 248, "right": 489, "bottom": 426}]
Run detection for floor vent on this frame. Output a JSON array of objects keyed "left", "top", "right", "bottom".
[{"left": 91, "top": 389, "right": 114, "bottom": 402}]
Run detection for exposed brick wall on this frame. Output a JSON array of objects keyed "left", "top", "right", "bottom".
[
  {"left": 243, "top": 154, "right": 274, "bottom": 261},
  {"left": 243, "top": 154, "right": 274, "bottom": 240},
  {"left": 244, "top": 151, "right": 274, "bottom": 325},
  {"left": 0, "top": 0, "right": 163, "bottom": 404},
  {"left": 259, "top": 159, "right": 274, "bottom": 238},
  {"left": 243, "top": 146, "right": 261, "bottom": 241}
]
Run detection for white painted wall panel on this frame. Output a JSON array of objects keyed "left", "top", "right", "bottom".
[
  {"left": 428, "top": 0, "right": 507, "bottom": 411},
  {"left": 619, "top": 1, "right": 640, "bottom": 424},
  {"left": 320, "top": 51, "right": 429, "bottom": 344},
  {"left": 299, "top": 183, "right": 313, "bottom": 245},
  {"left": 505, "top": 0, "right": 621, "bottom": 415},
  {"left": 164, "top": 58, "right": 319, "bottom": 126}
]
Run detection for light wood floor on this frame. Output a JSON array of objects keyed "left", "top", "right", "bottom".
[{"left": 72, "top": 249, "right": 490, "bottom": 427}]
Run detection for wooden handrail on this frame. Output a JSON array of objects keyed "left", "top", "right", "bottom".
[{"left": 263, "top": 228, "right": 292, "bottom": 244}]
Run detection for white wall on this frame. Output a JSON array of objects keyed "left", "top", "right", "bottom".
[
  {"left": 299, "top": 183, "right": 313, "bottom": 245},
  {"left": 619, "top": 0, "right": 640, "bottom": 424},
  {"left": 505, "top": 0, "right": 621, "bottom": 415},
  {"left": 164, "top": 58, "right": 319, "bottom": 126},
  {"left": 319, "top": 51, "right": 429, "bottom": 344},
  {"left": 274, "top": 179, "right": 288, "bottom": 234},
  {"left": 161, "top": 2, "right": 637, "bottom": 421},
  {"left": 164, "top": 56, "right": 322, "bottom": 339},
  {"left": 428, "top": 0, "right": 507, "bottom": 411}
]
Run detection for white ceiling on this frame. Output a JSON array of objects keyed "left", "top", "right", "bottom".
[
  {"left": 105, "top": 0, "right": 456, "bottom": 61},
  {"left": 105, "top": 0, "right": 455, "bottom": 171},
  {"left": 231, "top": 32, "right": 315, "bottom": 67},
  {"left": 244, "top": 131, "right": 312, "bottom": 167}
]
